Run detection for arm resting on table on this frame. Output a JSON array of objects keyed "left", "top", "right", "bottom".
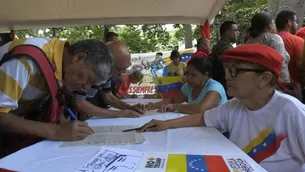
[{"left": 167, "top": 113, "right": 206, "bottom": 129}]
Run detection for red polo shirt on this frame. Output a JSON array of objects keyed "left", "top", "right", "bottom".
[
  {"left": 278, "top": 31, "right": 304, "bottom": 82},
  {"left": 117, "top": 74, "right": 132, "bottom": 97},
  {"left": 296, "top": 27, "right": 305, "bottom": 39}
]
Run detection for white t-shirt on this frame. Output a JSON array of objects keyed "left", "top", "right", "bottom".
[{"left": 204, "top": 91, "right": 305, "bottom": 172}]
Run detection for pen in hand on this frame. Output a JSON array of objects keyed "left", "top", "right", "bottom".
[{"left": 66, "top": 107, "right": 78, "bottom": 121}]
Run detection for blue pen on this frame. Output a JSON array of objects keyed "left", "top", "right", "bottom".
[{"left": 66, "top": 107, "right": 78, "bottom": 120}]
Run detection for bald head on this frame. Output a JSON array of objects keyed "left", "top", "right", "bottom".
[{"left": 107, "top": 41, "right": 131, "bottom": 71}]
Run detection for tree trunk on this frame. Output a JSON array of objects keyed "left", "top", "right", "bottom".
[
  {"left": 183, "top": 24, "right": 193, "bottom": 49},
  {"left": 52, "top": 28, "right": 56, "bottom": 37},
  {"left": 268, "top": 0, "right": 305, "bottom": 28}
]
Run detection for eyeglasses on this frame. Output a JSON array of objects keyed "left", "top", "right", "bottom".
[
  {"left": 225, "top": 67, "right": 266, "bottom": 77},
  {"left": 113, "top": 66, "right": 123, "bottom": 74}
]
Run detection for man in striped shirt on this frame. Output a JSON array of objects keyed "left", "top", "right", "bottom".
[
  {"left": 0, "top": 38, "right": 111, "bottom": 141},
  {"left": 72, "top": 41, "right": 145, "bottom": 118}
]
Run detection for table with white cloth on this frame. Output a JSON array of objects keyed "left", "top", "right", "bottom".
[{"left": 0, "top": 99, "right": 267, "bottom": 172}]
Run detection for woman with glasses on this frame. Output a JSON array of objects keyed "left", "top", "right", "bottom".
[
  {"left": 139, "top": 44, "right": 304, "bottom": 172},
  {"left": 247, "top": 12, "right": 290, "bottom": 82},
  {"left": 146, "top": 57, "right": 227, "bottom": 114}
]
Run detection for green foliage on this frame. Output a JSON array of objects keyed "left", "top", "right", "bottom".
[
  {"left": 173, "top": 26, "right": 184, "bottom": 42},
  {"left": 118, "top": 24, "right": 171, "bottom": 53},
  {"left": 118, "top": 25, "right": 146, "bottom": 53}
]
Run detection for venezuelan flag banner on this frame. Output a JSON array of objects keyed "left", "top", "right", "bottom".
[
  {"left": 166, "top": 154, "right": 230, "bottom": 172},
  {"left": 153, "top": 76, "right": 184, "bottom": 99},
  {"left": 164, "top": 49, "right": 194, "bottom": 66}
]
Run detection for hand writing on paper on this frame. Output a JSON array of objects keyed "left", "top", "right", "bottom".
[
  {"left": 117, "top": 109, "right": 141, "bottom": 118},
  {"left": 130, "top": 103, "right": 147, "bottom": 114},
  {"left": 138, "top": 119, "right": 169, "bottom": 132},
  {"left": 52, "top": 121, "right": 94, "bottom": 141},
  {"left": 157, "top": 104, "right": 175, "bottom": 113}
]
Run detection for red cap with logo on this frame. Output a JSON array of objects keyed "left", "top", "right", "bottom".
[{"left": 220, "top": 44, "right": 283, "bottom": 77}]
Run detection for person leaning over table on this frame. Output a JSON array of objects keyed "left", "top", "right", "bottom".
[
  {"left": 0, "top": 38, "right": 112, "bottom": 156},
  {"left": 146, "top": 57, "right": 227, "bottom": 114},
  {"left": 139, "top": 44, "right": 305, "bottom": 172},
  {"left": 71, "top": 41, "right": 146, "bottom": 119}
]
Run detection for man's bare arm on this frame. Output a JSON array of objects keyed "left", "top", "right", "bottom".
[
  {"left": 102, "top": 92, "right": 132, "bottom": 110},
  {"left": 0, "top": 113, "right": 58, "bottom": 139},
  {"left": 74, "top": 99, "right": 120, "bottom": 118}
]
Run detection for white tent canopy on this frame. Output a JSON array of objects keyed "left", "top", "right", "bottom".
[{"left": 0, "top": 0, "right": 228, "bottom": 30}]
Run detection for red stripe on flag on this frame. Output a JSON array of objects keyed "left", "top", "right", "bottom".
[
  {"left": 253, "top": 134, "right": 287, "bottom": 163},
  {"left": 204, "top": 155, "right": 230, "bottom": 172},
  {"left": 160, "top": 89, "right": 180, "bottom": 99}
]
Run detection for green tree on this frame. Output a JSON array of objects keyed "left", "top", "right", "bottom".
[
  {"left": 118, "top": 24, "right": 171, "bottom": 53},
  {"left": 118, "top": 25, "right": 148, "bottom": 53},
  {"left": 56, "top": 25, "right": 117, "bottom": 43},
  {"left": 141, "top": 24, "right": 170, "bottom": 50},
  {"left": 15, "top": 25, "right": 117, "bottom": 43}
]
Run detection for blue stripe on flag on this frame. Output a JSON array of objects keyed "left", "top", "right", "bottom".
[
  {"left": 247, "top": 131, "right": 277, "bottom": 158},
  {"left": 186, "top": 154, "right": 208, "bottom": 172},
  {"left": 157, "top": 82, "right": 183, "bottom": 93}
]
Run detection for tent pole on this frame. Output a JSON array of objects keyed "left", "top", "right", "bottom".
[{"left": 10, "top": 30, "right": 15, "bottom": 40}]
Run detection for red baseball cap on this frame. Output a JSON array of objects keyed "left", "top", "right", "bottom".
[{"left": 220, "top": 44, "right": 283, "bottom": 76}]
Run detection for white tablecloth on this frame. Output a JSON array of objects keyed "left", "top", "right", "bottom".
[{"left": 0, "top": 99, "right": 267, "bottom": 172}]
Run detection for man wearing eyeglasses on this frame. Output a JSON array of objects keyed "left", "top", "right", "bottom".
[{"left": 72, "top": 41, "right": 145, "bottom": 119}]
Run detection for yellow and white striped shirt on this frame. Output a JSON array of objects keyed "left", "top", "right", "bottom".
[{"left": 0, "top": 37, "right": 66, "bottom": 113}]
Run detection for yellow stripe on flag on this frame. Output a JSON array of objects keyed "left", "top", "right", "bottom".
[
  {"left": 242, "top": 128, "right": 273, "bottom": 153},
  {"left": 166, "top": 154, "right": 187, "bottom": 172},
  {"left": 153, "top": 76, "right": 182, "bottom": 86},
  {"left": 8, "top": 39, "right": 27, "bottom": 50}
]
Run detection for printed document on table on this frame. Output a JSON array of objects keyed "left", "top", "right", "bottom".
[
  {"left": 77, "top": 147, "right": 143, "bottom": 172},
  {"left": 60, "top": 125, "right": 145, "bottom": 147}
]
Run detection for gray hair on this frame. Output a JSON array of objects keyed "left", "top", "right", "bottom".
[{"left": 69, "top": 39, "right": 113, "bottom": 81}]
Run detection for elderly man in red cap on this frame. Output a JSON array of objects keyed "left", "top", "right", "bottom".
[
  {"left": 138, "top": 44, "right": 305, "bottom": 172},
  {"left": 72, "top": 41, "right": 145, "bottom": 119}
]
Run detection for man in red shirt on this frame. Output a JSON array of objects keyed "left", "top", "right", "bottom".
[
  {"left": 276, "top": 10, "right": 304, "bottom": 84},
  {"left": 192, "top": 37, "right": 211, "bottom": 57},
  {"left": 296, "top": 27, "right": 305, "bottom": 39}
]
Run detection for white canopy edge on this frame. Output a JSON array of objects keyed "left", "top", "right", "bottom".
[{"left": 0, "top": 0, "right": 228, "bottom": 30}]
